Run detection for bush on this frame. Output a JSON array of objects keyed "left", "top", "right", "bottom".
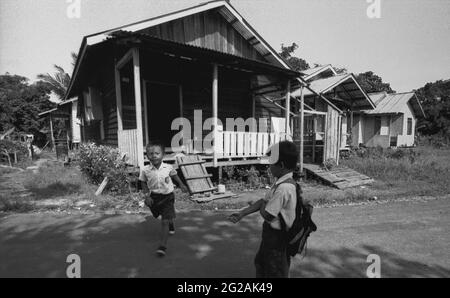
[
  {"left": 221, "top": 165, "right": 271, "bottom": 188},
  {"left": 322, "top": 158, "right": 337, "bottom": 170},
  {"left": 76, "top": 143, "right": 129, "bottom": 194},
  {"left": 0, "top": 139, "right": 29, "bottom": 162}
]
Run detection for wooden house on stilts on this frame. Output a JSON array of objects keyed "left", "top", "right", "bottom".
[{"left": 59, "top": 0, "right": 372, "bottom": 188}]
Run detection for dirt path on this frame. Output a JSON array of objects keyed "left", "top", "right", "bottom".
[{"left": 1, "top": 196, "right": 449, "bottom": 278}]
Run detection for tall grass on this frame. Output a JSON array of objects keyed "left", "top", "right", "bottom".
[{"left": 341, "top": 146, "right": 450, "bottom": 196}]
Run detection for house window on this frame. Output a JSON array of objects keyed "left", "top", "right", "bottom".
[{"left": 407, "top": 118, "right": 413, "bottom": 135}]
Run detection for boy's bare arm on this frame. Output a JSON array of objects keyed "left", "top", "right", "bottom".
[
  {"left": 141, "top": 181, "right": 150, "bottom": 194},
  {"left": 228, "top": 199, "right": 265, "bottom": 223},
  {"left": 141, "top": 181, "right": 153, "bottom": 207},
  {"left": 170, "top": 174, "right": 189, "bottom": 193}
]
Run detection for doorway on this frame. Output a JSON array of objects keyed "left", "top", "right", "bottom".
[{"left": 144, "top": 81, "right": 180, "bottom": 150}]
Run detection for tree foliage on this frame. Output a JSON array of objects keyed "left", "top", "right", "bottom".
[
  {"left": 279, "top": 43, "right": 309, "bottom": 72},
  {"left": 415, "top": 79, "right": 450, "bottom": 139},
  {"left": 0, "top": 74, "right": 55, "bottom": 135},
  {"left": 36, "top": 52, "right": 78, "bottom": 101},
  {"left": 355, "top": 71, "right": 394, "bottom": 94}
]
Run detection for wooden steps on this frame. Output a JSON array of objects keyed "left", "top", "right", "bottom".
[{"left": 303, "top": 164, "right": 374, "bottom": 189}]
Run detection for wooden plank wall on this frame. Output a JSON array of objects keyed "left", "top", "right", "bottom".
[
  {"left": 139, "top": 9, "right": 266, "bottom": 62},
  {"left": 325, "top": 105, "right": 340, "bottom": 162}
]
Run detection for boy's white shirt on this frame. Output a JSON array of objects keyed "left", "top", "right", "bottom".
[
  {"left": 139, "top": 162, "right": 177, "bottom": 194},
  {"left": 264, "top": 172, "right": 297, "bottom": 230}
]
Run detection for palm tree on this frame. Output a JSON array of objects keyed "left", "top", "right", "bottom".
[{"left": 37, "top": 52, "right": 78, "bottom": 101}]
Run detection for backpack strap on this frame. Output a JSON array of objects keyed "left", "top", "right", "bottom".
[{"left": 273, "top": 178, "right": 303, "bottom": 231}]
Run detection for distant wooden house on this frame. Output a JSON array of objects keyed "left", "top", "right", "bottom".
[
  {"left": 293, "top": 64, "right": 375, "bottom": 164},
  {"left": 60, "top": 0, "right": 348, "bottom": 170},
  {"left": 355, "top": 91, "right": 425, "bottom": 148}
]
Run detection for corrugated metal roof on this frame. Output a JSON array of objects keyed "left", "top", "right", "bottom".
[
  {"left": 66, "top": 0, "right": 296, "bottom": 99},
  {"left": 290, "top": 74, "right": 375, "bottom": 109},
  {"left": 364, "top": 92, "right": 425, "bottom": 117},
  {"left": 300, "top": 64, "right": 337, "bottom": 81}
]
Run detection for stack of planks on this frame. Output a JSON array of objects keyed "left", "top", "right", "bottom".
[
  {"left": 304, "top": 164, "right": 374, "bottom": 189},
  {"left": 176, "top": 155, "right": 234, "bottom": 202}
]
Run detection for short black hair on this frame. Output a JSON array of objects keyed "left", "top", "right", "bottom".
[
  {"left": 267, "top": 140, "right": 299, "bottom": 170},
  {"left": 146, "top": 140, "right": 165, "bottom": 153}
]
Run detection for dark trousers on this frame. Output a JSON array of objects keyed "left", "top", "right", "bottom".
[{"left": 254, "top": 222, "right": 291, "bottom": 278}]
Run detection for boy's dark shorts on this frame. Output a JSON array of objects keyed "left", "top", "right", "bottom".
[
  {"left": 146, "top": 192, "right": 175, "bottom": 220},
  {"left": 254, "top": 222, "right": 291, "bottom": 278}
]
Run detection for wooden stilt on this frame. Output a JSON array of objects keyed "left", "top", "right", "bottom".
[{"left": 300, "top": 86, "right": 304, "bottom": 173}]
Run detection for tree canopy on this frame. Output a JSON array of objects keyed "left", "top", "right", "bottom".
[
  {"left": 279, "top": 43, "right": 309, "bottom": 72},
  {"left": 0, "top": 74, "right": 55, "bottom": 134},
  {"left": 415, "top": 79, "right": 450, "bottom": 138},
  {"left": 355, "top": 71, "right": 394, "bottom": 94}
]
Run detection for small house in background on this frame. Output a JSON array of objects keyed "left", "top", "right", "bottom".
[
  {"left": 38, "top": 99, "right": 81, "bottom": 151},
  {"left": 293, "top": 64, "right": 375, "bottom": 164},
  {"left": 356, "top": 91, "right": 425, "bottom": 148}
]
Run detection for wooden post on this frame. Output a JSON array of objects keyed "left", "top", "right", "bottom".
[
  {"left": 133, "top": 48, "right": 145, "bottom": 168},
  {"left": 312, "top": 116, "right": 316, "bottom": 163},
  {"left": 49, "top": 114, "right": 55, "bottom": 152},
  {"left": 212, "top": 64, "right": 218, "bottom": 168},
  {"left": 143, "top": 80, "right": 149, "bottom": 145},
  {"left": 285, "top": 80, "right": 291, "bottom": 140},
  {"left": 115, "top": 64, "right": 123, "bottom": 133},
  {"left": 179, "top": 85, "right": 184, "bottom": 149},
  {"left": 350, "top": 110, "right": 354, "bottom": 147},
  {"left": 299, "top": 86, "right": 304, "bottom": 173}
]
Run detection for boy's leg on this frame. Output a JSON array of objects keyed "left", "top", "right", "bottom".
[
  {"left": 169, "top": 219, "right": 175, "bottom": 235},
  {"left": 160, "top": 219, "right": 170, "bottom": 247}
]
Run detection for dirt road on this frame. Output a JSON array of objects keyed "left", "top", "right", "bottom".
[{"left": 0, "top": 197, "right": 449, "bottom": 278}]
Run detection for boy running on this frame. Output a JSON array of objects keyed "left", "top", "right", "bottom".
[
  {"left": 228, "top": 141, "right": 299, "bottom": 278},
  {"left": 139, "top": 140, "right": 188, "bottom": 257}
]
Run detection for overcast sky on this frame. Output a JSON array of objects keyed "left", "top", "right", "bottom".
[{"left": 1, "top": 0, "right": 449, "bottom": 92}]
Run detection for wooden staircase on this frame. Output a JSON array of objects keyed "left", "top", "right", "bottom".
[{"left": 303, "top": 164, "right": 374, "bottom": 189}]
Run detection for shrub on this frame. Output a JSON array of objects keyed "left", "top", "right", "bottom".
[
  {"left": 76, "top": 143, "right": 129, "bottom": 194},
  {"left": 322, "top": 158, "right": 337, "bottom": 171},
  {"left": 0, "top": 139, "right": 29, "bottom": 163}
]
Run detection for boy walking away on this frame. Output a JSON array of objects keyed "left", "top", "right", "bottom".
[
  {"left": 140, "top": 140, "right": 188, "bottom": 257},
  {"left": 228, "top": 141, "right": 302, "bottom": 278}
]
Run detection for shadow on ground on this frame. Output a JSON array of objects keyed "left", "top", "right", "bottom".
[{"left": 0, "top": 211, "right": 449, "bottom": 278}]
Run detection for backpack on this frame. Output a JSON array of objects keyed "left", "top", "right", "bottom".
[{"left": 276, "top": 178, "right": 317, "bottom": 257}]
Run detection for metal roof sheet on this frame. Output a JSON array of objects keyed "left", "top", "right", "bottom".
[
  {"left": 291, "top": 74, "right": 375, "bottom": 109},
  {"left": 364, "top": 92, "right": 425, "bottom": 117}
]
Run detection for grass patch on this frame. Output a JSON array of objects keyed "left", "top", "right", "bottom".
[
  {"left": 0, "top": 195, "right": 35, "bottom": 213},
  {"left": 23, "top": 162, "right": 96, "bottom": 200},
  {"left": 341, "top": 146, "right": 450, "bottom": 197}
]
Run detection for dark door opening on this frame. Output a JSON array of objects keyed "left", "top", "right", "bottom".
[{"left": 146, "top": 82, "right": 180, "bottom": 150}]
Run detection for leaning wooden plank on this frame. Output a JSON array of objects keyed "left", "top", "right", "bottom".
[
  {"left": 185, "top": 174, "right": 213, "bottom": 180},
  {"left": 95, "top": 177, "right": 109, "bottom": 196},
  {"left": 177, "top": 160, "right": 206, "bottom": 166}
]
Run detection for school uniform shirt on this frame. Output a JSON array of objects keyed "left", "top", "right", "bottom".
[
  {"left": 263, "top": 172, "right": 297, "bottom": 230},
  {"left": 139, "top": 162, "right": 177, "bottom": 195}
]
